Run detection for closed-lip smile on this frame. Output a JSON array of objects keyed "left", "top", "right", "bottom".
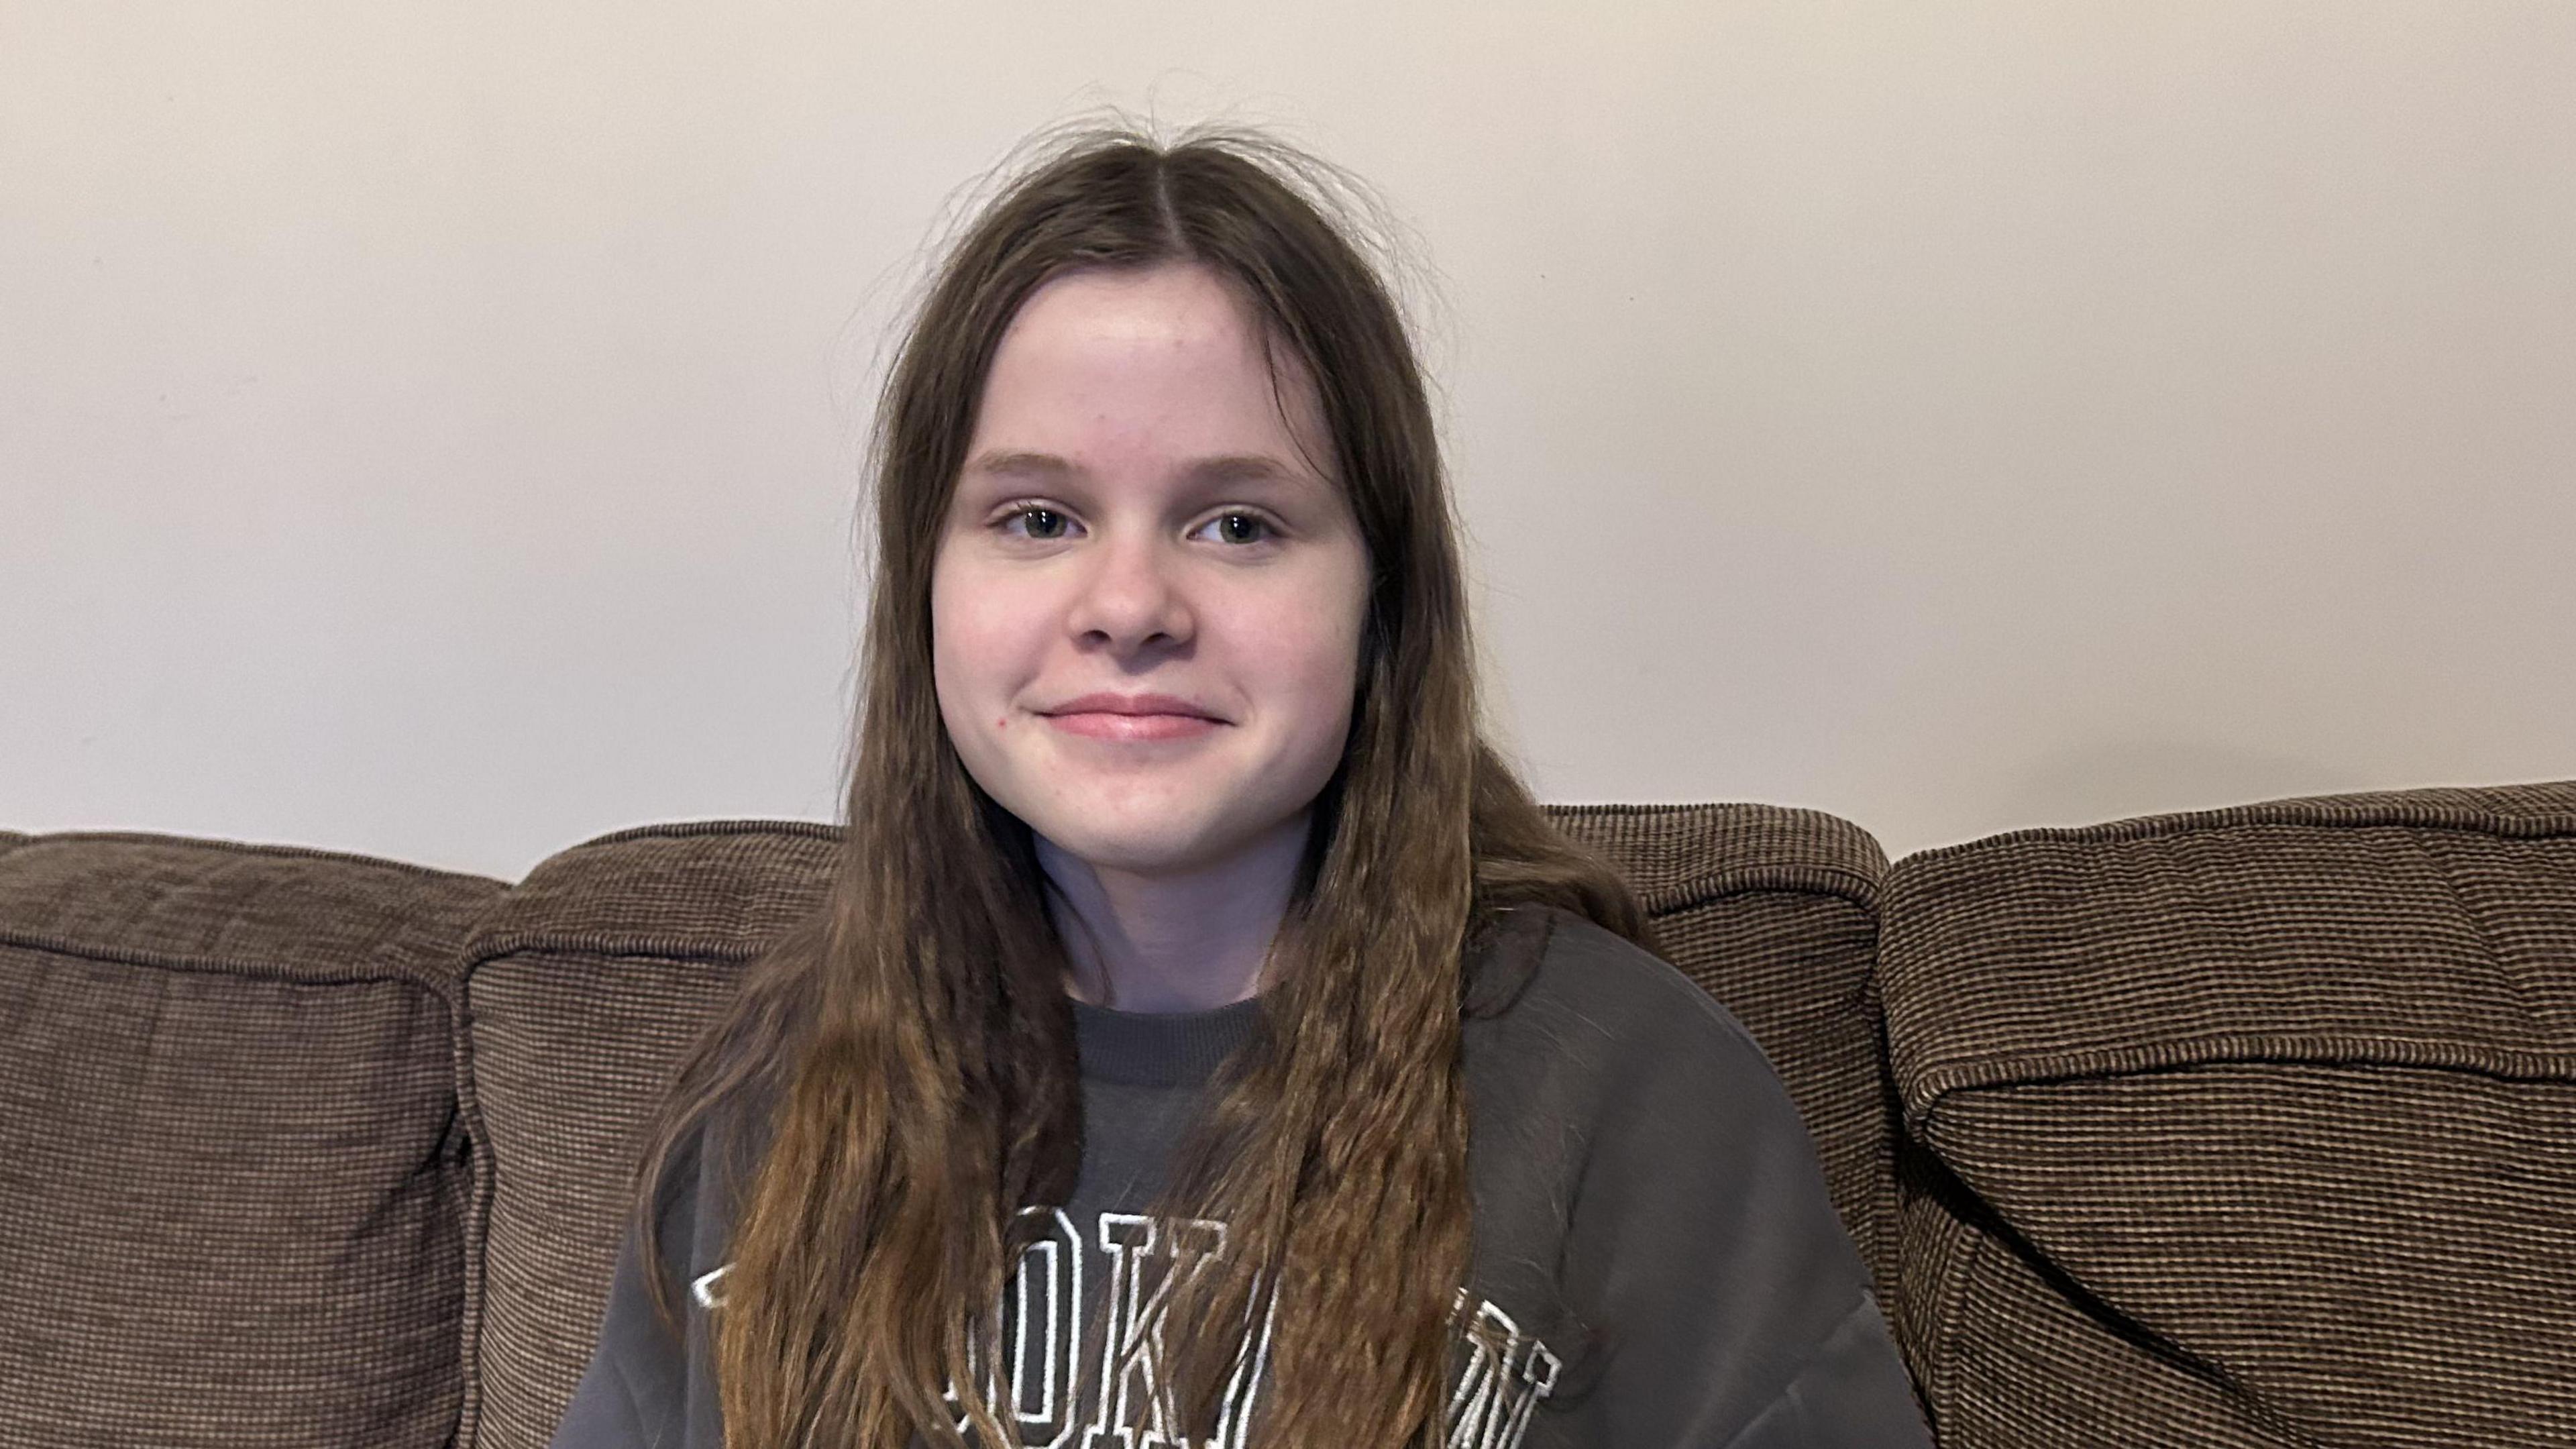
[
  {"left": 1040, "top": 692, "right": 1227, "bottom": 722},
  {"left": 1036, "top": 692, "right": 1229, "bottom": 743}
]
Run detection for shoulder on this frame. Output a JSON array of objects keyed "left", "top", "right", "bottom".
[
  {"left": 1463, "top": 897, "right": 1823, "bottom": 1222},
  {"left": 1468, "top": 904, "right": 1785, "bottom": 1095},
  {"left": 1461, "top": 907, "right": 1886, "bottom": 1437},
  {"left": 635, "top": 1088, "right": 768, "bottom": 1313}
]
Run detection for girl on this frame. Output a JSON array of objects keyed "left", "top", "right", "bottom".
[{"left": 551, "top": 119, "right": 1930, "bottom": 1449}]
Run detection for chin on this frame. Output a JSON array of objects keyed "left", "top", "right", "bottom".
[
  {"left": 1053, "top": 830, "right": 1222, "bottom": 877},
  {"left": 1032, "top": 810, "right": 1242, "bottom": 878}
]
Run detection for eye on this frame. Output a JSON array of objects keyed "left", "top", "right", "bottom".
[
  {"left": 1195, "top": 511, "right": 1279, "bottom": 546},
  {"left": 998, "top": 506, "right": 1075, "bottom": 541}
]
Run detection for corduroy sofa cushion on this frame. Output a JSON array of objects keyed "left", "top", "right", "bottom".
[
  {"left": 462, "top": 803, "right": 1893, "bottom": 1448},
  {"left": 1880, "top": 782, "right": 2576, "bottom": 1449},
  {"left": 0, "top": 831, "right": 496, "bottom": 1449}
]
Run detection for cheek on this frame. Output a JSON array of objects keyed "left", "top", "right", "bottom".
[
  {"left": 1264, "top": 596, "right": 1367, "bottom": 741},
  {"left": 928, "top": 566, "right": 1005, "bottom": 714}
]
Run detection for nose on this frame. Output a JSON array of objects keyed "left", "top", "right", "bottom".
[{"left": 1063, "top": 527, "right": 1194, "bottom": 654}]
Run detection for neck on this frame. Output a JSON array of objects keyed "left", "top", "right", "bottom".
[{"left": 1037, "top": 810, "right": 1309, "bottom": 1014}]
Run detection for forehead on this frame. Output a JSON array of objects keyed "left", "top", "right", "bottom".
[
  {"left": 1000, "top": 261, "right": 1271, "bottom": 360},
  {"left": 963, "top": 262, "right": 1333, "bottom": 482}
]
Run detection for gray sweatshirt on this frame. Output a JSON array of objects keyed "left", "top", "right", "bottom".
[{"left": 549, "top": 905, "right": 1933, "bottom": 1448}]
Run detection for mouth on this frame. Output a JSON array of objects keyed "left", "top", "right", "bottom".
[
  {"left": 1034, "top": 692, "right": 1229, "bottom": 741},
  {"left": 1040, "top": 710, "right": 1224, "bottom": 743}
]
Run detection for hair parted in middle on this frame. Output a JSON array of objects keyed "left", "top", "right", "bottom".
[{"left": 613, "top": 111, "right": 1654, "bottom": 1449}]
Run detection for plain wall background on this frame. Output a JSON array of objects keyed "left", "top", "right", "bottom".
[{"left": 5, "top": 1, "right": 2570, "bottom": 882}]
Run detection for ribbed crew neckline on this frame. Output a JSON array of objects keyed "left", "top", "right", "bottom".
[{"left": 1070, "top": 993, "right": 1265, "bottom": 1088}]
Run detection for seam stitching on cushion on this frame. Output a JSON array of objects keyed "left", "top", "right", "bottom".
[
  {"left": 2404, "top": 828, "right": 2559, "bottom": 1049},
  {"left": 1889, "top": 799, "right": 2576, "bottom": 872},
  {"left": 450, "top": 976, "right": 495, "bottom": 1449},
  {"left": 458, "top": 937, "right": 777, "bottom": 989},
  {"left": 0, "top": 830, "right": 506, "bottom": 884},
  {"left": 1642, "top": 866, "right": 1884, "bottom": 916},
  {"left": 1906, "top": 1034, "right": 2576, "bottom": 1134},
  {"left": 561, "top": 818, "right": 841, "bottom": 851},
  {"left": 0, "top": 926, "right": 468, "bottom": 999},
  {"left": 1931, "top": 1203, "right": 1979, "bottom": 1424}
]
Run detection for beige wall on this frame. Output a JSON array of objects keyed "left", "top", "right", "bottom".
[{"left": 5, "top": 1, "right": 2569, "bottom": 879}]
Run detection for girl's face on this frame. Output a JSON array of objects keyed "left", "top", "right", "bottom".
[{"left": 930, "top": 262, "right": 1372, "bottom": 879}]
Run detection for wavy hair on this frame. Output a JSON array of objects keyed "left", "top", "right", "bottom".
[{"left": 616, "top": 115, "right": 1653, "bottom": 1448}]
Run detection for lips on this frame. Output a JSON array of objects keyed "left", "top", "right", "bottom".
[
  {"left": 1037, "top": 692, "right": 1228, "bottom": 742},
  {"left": 1040, "top": 692, "right": 1226, "bottom": 722}
]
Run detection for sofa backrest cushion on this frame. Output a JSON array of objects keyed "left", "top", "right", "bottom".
[
  {"left": 462, "top": 802, "right": 1892, "bottom": 1449},
  {"left": 0, "top": 831, "right": 494, "bottom": 1449},
  {"left": 1880, "top": 781, "right": 2576, "bottom": 1448}
]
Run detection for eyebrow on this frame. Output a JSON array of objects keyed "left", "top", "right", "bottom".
[{"left": 961, "top": 449, "right": 1313, "bottom": 489}]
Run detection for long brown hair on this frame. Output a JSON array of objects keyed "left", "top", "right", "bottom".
[{"left": 620, "top": 115, "right": 1653, "bottom": 1449}]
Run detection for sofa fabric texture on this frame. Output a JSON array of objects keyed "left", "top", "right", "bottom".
[
  {"left": 1880, "top": 782, "right": 2576, "bottom": 1448},
  {"left": 0, "top": 833, "right": 496, "bottom": 1449}
]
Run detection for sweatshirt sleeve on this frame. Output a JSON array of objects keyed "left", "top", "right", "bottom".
[
  {"left": 547, "top": 1217, "right": 686, "bottom": 1449},
  {"left": 548, "top": 1118, "right": 715, "bottom": 1449},
  {"left": 1538, "top": 967, "right": 1932, "bottom": 1449}
]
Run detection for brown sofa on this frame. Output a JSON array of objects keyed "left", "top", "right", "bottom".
[{"left": 4, "top": 780, "right": 2571, "bottom": 1448}]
